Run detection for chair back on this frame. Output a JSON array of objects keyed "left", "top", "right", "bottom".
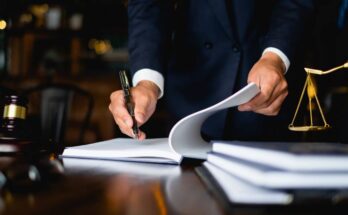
[{"left": 23, "top": 83, "right": 93, "bottom": 147}]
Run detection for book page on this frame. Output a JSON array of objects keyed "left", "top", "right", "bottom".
[
  {"left": 63, "top": 157, "right": 181, "bottom": 176},
  {"left": 63, "top": 138, "right": 182, "bottom": 164},
  {"left": 169, "top": 83, "right": 260, "bottom": 159}
]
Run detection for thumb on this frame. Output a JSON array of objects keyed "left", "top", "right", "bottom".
[
  {"left": 134, "top": 103, "right": 150, "bottom": 126},
  {"left": 135, "top": 110, "right": 146, "bottom": 125}
]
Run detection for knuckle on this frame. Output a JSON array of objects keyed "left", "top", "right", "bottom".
[
  {"left": 110, "top": 91, "right": 117, "bottom": 100},
  {"left": 115, "top": 114, "right": 127, "bottom": 124},
  {"left": 136, "top": 110, "right": 146, "bottom": 117},
  {"left": 284, "top": 90, "right": 289, "bottom": 97},
  {"left": 272, "top": 74, "right": 281, "bottom": 83},
  {"left": 110, "top": 90, "right": 122, "bottom": 101},
  {"left": 282, "top": 81, "right": 288, "bottom": 89},
  {"left": 257, "top": 106, "right": 279, "bottom": 116},
  {"left": 270, "top": 110, "right": 279, "bottom": 116},
  {"left": 122, "top": 116, "right": 131, "bottom": 124},
  {"left": 119, "top": 126, "right": 130, "bottom": 135},
  {"left": 261, "top": 92, "right": 272, "bottom": 103},
  {"left": 114, "top": 118, "right": 123, "bottom": 127},
  {"left": 120, "top": 128, "right": 127, "bottom": 135},
  {"left": 268, "top": 106, "right": 279, "bottom": 116},
  {"left": 137, "top": 93, "right": 150, "bottom": 103},
  {"left": 113, "top": 107, "right": 121, "bottom": 117},
  {"left": 262, "top": 111, "right": 275, "bottom": 116},
  {"left": 115, "top": 105, "right": 128, "bottom": 117},
  {"left": 109, "top": 103, "right": 118, "bottom": 112}
]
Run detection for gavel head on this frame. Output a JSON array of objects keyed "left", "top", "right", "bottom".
[{"left": 0, "top": 94, "right": 28, "bottom": 139}]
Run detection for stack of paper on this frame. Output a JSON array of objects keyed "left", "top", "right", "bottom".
[
  {"left": 200, "top": 140, "right": 348, "bottom": 204},
  {"left": 197, "top": 162, "right": 293, "bottom": 205}
]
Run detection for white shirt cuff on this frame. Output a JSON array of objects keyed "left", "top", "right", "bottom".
[
  {"left": 262, "top": 47, "right": 290, "bottom": 74},
  {"left": 132, "top": 68, "right": 164, "bottom": 98}
]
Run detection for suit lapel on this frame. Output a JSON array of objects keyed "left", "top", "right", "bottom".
[{"left": 205, "top": 0, "right": 234, "bottom": 41}]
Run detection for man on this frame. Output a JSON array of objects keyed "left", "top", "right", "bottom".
[{"left": 109, "top": 0, "right": 314, "bottom": 141}]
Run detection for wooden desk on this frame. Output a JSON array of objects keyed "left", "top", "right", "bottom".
[{"left": 0, "top": 157, "right": 346, "bottom": 215}]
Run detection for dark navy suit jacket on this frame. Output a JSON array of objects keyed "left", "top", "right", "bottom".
[{"left": 128, "top": 0, "right": 314, "bottom": 140}]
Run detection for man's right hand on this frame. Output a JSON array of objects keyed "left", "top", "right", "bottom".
[{"left": 109, "top": 80, "right": 160, "bottom": 140}]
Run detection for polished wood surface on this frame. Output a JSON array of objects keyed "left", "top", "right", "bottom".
[
  {"left": 0, "top": 156, "right": 225, "bottom": 215},
  {"left": 0, "top": 156, "right": 346, "bottom": 215}
]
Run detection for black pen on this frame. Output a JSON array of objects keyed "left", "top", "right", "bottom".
[{"left": 119, "top": 70, "right": 140, "bottom": 139}]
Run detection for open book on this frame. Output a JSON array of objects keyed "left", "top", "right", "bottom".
[{"left": 62, "top": 83, "right": 260, "bottom": 164}]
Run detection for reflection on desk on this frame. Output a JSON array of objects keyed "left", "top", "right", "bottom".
[
  {"left": 62, "top": 158, "right": 222, "bottom": 215},
  {"left": 0, "top": 157, "right": 347, "bottom": 215},
  {"left": 1, "top": 157, "right": 224, "bottom": 215}
]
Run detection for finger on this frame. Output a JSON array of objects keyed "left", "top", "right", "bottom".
[
  {"left": 239, "top": 83, "right": 275, "bottom": 111},
  {"left": 253, "top": 91, "right": 288, "bottom": 116},
  {"left": 133, "top": 96, "right": 155, "bottom": 126},
  {"left": 118, "top": 121, "right": 146, "bottom": 140},
  {"left": 115, "top": 117, "right": 147, "bottom": 139},
  {"left": 134, "top": 106, "right": 149, "bottom": 126},
  {"left": 110, "top": 90, "right": 125, "bottom": 105},
  {"left": 109, "top": 91, "right": 127, "bottom": 119},
  {"left": 109, "top": 90, "right": 150, "bottom": 139},
  {"left": 109, "top": 92, "right": 135, "bottom": 135},
  {"left": 118, "top": 121, "right": 135, "bottom": 137},
  {"left": 110, "top": 102, "right": 134, "bottom": 127},
  {"left": 251, "top": 79, "right": 288, "bottom": 112},
  {"left": 118, "top": 119, "right": 147, "bottom": 139},
  {"left": 111, "top": 111, "right": 133, "bottom": 136},
  {"left": 137, "top": 131, "right": 146, "bottom": 140},
  {"left": 240, "top": 74, "right": 289, "bottom": 112}
]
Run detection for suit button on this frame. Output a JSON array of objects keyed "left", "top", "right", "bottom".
[
  {"left": 204, "top": 42, "right": 213, "bottom": 49},
  {"left": 232, "top": 44, "right": 240, "bottom": 52}
]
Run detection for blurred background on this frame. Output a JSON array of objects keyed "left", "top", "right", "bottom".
[
  {"left": 0, "top": 0, "right": 129, "bottom": 146},
  {"left": 0, "top": 0, "right": 347, "bottom": 146}
]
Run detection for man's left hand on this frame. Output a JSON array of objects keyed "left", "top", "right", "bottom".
[{"left": 238, "top": 52, "right": 288, "bottom": 116}]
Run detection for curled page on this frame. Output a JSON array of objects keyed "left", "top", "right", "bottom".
[{"left": 169, "top": 83, "right": 260, "bottom": 159}]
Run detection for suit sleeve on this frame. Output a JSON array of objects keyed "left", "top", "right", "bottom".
[
  {"left": 128, "top": 0, "right": 174, "bottom": 77},
  {"left": 262, "top": 0, "right": 314, "bottom": 63}
]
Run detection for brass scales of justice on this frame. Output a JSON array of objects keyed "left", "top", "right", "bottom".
[{"left": 288, "top": 60, "right": 348, "bottom": 132}]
